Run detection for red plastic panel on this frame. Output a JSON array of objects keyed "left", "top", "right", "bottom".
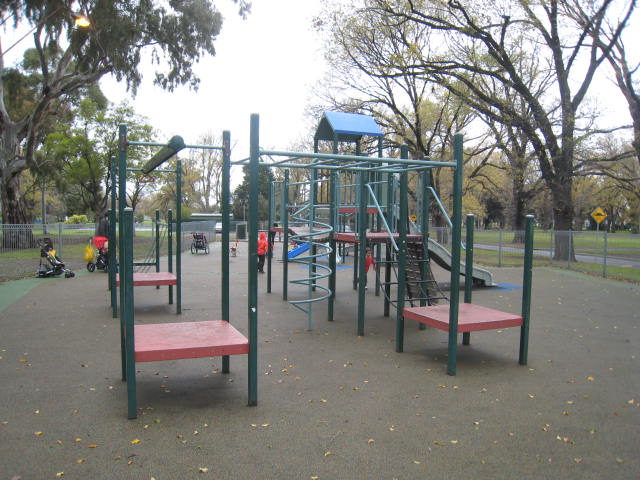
[
  {"left": 116, "top": 272, "right": 178, "bottom": 286},
  {"left": 134, "top": 320, "right": 249, "bottom": 362},
  {"left": 403, "top": 303, "right": 523, "bottom": 332}
]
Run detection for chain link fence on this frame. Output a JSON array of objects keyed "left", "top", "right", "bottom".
[
  {"left": 0, "top": 221, "right": 248, "bottom": 281},
  {"left": 2, "top": 223, "right": 638, "bottom": 283},
  {"left": 431, "top": 226, "right": 639, "bottom": 283}
]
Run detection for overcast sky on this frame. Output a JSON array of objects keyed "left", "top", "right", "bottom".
[{"left": 101, "top": 0, "right": 327, "bottom": 161}]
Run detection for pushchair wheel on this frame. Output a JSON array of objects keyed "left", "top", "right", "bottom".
[
  {"left": 65, "top": 271, "right": 75, "bottom": 278},
  {"left": 191, "top": 244, "right": 196, "bottom": 254},
  {"left": 205, "top": 244, "right": 209, "bottom": 254},
  {"left": 87, "top": 262, "right": 96, "bottom": 272}
]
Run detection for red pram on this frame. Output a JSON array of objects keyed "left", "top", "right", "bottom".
[{"left": 86, "top": 236, "right": 109, "bottom": 272}]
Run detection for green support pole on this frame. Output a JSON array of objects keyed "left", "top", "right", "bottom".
[
  {"left": 395, "top": 147, "right": 409, "bottom": 353},
  {"left": 418, "top": 169, "right": 430, "bottom": 330},
  {"left": 122, "top": 208, "right": 137, "bottom": 419},
  {"left": 384, "top": 242, "right": 392, "bottom": 317},
  {"left": 383, "top": 169, "right": 394, "bottom": 317},
  {"left": 118, "top": 126, "right": 127, "bottom": 378},
  {"left": 267, "top": 173, "right": 274, "bottom": 294},
  {"left": 328, "top": 171, "right": 337, "bottom": 322},
  {"left": 248, "top": 114, "right": 260, "bottom": 406},
  {"left": 519, "top": 215, "right": 535, "bottom": 364},
  {"left": 176, "top": 160, "right": 182, "bottom": 314},
  {"left": 357, "top": 170, "right": 367, "bottom": 336},
  {"left": 155, "top": 210, "right": 160, "bottom": 285},
  {"left": 352, "top": 242, "right": 359, "bottom": 291},
  {"left": 168, "top": 209, "right": 173, "bottom": 305},
  {"left": 222, "top": 131, "right": 231, "bottom": 374},
  {"left": 447, "top": 134, "right": 464, "bottom": 376},
  {"left": 109, "top": 157, "right": 117, "bottom": 317},
  {"left": 463, "top": 214, "right": 474, "bottom": 346},
  {"left": 420, "top": 169, "right": 431, "bottom": 308},
  {"left": 282, "top": 170, "right": 289, "bottom": 301}
]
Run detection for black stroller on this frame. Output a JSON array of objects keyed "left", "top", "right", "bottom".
[
  {"left": 190, "top": 232, "right": 209, "bottom": 254},
  {"left": 36, "top": 238, "right": 75, "bottom": 278}
]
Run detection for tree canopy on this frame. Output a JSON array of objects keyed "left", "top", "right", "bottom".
[{"left": 0, "top": 0, "right": 250, "bottom": 227}]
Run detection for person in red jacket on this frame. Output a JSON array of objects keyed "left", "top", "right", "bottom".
[
  {"left": 364, "top": 247, "right": 375, "bottom": 290},
  {"left": 257, "top": 231, "right": 268, "bottom": 273}
]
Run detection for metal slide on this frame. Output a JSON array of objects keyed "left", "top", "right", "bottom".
[{"left": 427, "top": 238, "right": 496, "bottom": 287}]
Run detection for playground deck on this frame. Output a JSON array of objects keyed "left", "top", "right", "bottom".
[
  {"left": 403, "top": 303, "right": 523, "bottom": 332},
  {"left": 115, "top": 271, "right": 177, "bottom": 287},
  {"left": 134, "top": 320, "right": 249, "bottom": 362}
]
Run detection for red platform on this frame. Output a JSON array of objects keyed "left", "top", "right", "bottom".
[
  {"left": 403, "top": 303, "right": 523, "bottom": 332},
  {"left": 334, "top": 232, "right": 423, "bottom": 244},
  {"left": 134, "top": 320, "right": 249, "bottom": 362},
  {"left": 116, "top": 272, "right": 177, "bottom": 287}
]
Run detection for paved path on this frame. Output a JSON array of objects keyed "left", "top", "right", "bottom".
[{"left": 1, "top": 243, "right": 639, "bottom": 479}]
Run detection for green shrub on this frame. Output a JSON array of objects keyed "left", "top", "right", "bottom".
[{"left": 65, "top": 214, "right": 89, "bottom": 224}]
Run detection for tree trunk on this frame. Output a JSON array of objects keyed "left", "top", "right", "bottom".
[
  {"left": 95, "top": 215, "right": 109, "bottom": 237},
  {"left": 0, "top": 174, "right": 37, "bottom": 248},
  {"left": 551, "top": 177, "right": 576, "bottom": 262},
  {"left": 510, "top": 176, "right": 526, "bottom": 244}
]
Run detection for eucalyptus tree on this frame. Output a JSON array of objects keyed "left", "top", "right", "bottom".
[
  {"left": 43, "top": 100, "right": 155, "bottom": 232},
  {"left": 187, "top": 132, "right": 225, "bottom": 212},
  {"left": 353, "top": 0, "right": 635, "bottom": 260},
  {"left": 0, "top": 0, "right": 250, "bottom": 233}
]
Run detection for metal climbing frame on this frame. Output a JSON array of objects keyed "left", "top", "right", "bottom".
[
  {"left": 115, "top": 127, "right": 258, "bottom": 418},
  {"left": 246, "top": 113, "right": 458, "bottom": 336}
]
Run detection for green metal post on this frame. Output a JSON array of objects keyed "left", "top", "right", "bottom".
[
  {"left": 248, "top": 114, "right": 259, "bottom": 406},
  {"left": 353, "top": 243, "right": 359, "bottom": 290},
  {"left": 463, "top": 214, "right": 474, "bottom": 346},
  {"left": 122, "top": 208, "right": 137, "bottom": 419},
  {"left": 447, "top": 134, "right": 464, "bottom": 376},
  {"left": 383, "top": 168, "right": 394, "bottom": 316},
  {"left": 222, "top": 131, "right": 231, "bottom": 374},
  {"left": 267, "top": 172, "right": 274, "bottom": 293},
  {"left": 155, "top": 210, "right": 160, "bottom": 281},
  {"left": 519, "top": 215, "right": 534, "bottom": 365},
  {"left": 167, "top": 209, "right": 173, "bottom": 305},
  {"left": 282, "top": 170, "right": 289, "bottom": 301},
  {"left": 395, "top": 146, "right": 409, "bottom": 352},
  {"left": 357, "top": 170, "right": 367, "bottom": 336},
  {"left": 328, "top": 171, "right": 337, "bottom": 322},
  {"left": 176, "top": 159, "right": 182, "bottom": 314},
  {"left": 384, "top": 242, "right": 392, "bottom": 317},
  {"left": 418, "top": 169, "right": 430, "bottom": 331},
  {"left": 118, "top": 126, "right": 127, "bottom": 378},
  {"left": 109, "top": 157, "right": 117, "bottom": 317}
]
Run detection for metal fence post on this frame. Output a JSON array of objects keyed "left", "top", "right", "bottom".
[
  {"left": 603, "top": 230, "right": 608, "bottom": 278},
  {"left": 57, "top": 223, "right": 63, "bottom": 257}
]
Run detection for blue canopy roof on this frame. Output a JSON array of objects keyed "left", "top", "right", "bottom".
[{"left": 315, "top": 111, "right": 383, "bottom": 143}]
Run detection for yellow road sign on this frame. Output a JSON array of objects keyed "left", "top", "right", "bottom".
[{"left": 591, "top": 207, "right": 607, "bottom": 224}]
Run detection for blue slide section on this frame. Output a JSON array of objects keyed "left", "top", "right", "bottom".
[{"left": 287, "top": 243, "right": 310, "bottom": 260}]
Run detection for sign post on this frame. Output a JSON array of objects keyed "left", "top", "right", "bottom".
[{"left": 591, "top": 207, "right": 607, "bottom": 247}]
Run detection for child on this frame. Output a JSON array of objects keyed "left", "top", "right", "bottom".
[
  {"left": 364, "top": 247, "right": 375, "bottom": 290},
  {"left": 257, "top": 231, "right": 268, "bottom": 273}
]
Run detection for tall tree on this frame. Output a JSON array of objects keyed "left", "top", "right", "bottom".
[
  {"left": 0, "top": 0, "right": 250, "bottom": 233},
  {"left": 187, "top": 132, "right": 225, "bottom": 211},
  {"left": 317, "top": 5, "right": 495, "bottom": 233},
  {"left": 353, "top": 0, "right": 635, "bottom": 259},
  {"left": 43, "top": 100, "right": 155, "bottom": 228}
]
